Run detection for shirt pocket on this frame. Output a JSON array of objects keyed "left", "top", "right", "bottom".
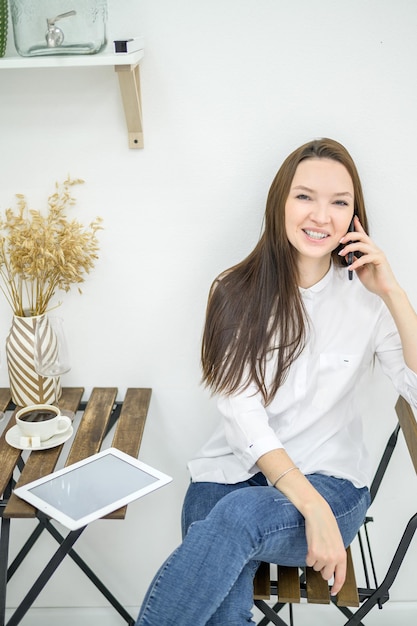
[{"left": 312, "top": 353, "right": 363, "bottom": 411}]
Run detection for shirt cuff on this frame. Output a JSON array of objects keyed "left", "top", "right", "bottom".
[{"left": 238, "top": 434, "right": 284, "bottom": 472}]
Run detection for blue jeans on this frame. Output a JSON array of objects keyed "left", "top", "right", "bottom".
[{"left": 136, "top": 473, "right": 370, "bottom": 626}]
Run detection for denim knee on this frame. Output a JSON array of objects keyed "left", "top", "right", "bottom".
[
  {"left": 205, "top": 488, "right": 259, "bottom": 540},
  {"left": 181, "top": 477, "right": 265, "bottom": 538}
]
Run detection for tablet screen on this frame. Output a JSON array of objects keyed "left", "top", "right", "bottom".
[{"left": 27, "top": 454, "right": 159, "bottom": 521}]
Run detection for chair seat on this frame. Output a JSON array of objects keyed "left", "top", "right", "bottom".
[{"left": 254, "top": 546, "right": 359, "bottom": 607}]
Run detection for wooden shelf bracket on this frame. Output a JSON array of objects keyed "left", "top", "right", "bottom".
[
  {"left": 115, "top": 62, "right": 143, "bottom": 149},
  {"left": 1, "top": 49, "right": 145, "bottom": 149}
]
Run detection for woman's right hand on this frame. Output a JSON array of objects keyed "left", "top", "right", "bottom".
[{"left": 303, "top": 498, "right": 347, "bottom": 595}]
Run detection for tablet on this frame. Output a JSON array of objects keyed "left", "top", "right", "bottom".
[{"left": 13, "top": 448, "right": 172, "bottom": 530}]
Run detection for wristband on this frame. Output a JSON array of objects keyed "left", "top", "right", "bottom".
[{"left": 273, "top": 466, "right": 299, "bottom": 488}]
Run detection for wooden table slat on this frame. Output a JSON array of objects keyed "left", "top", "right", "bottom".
[
  {"left": 0, "top": 388, "right": 12, "bottom": 413},
  {"left": 56, "top": 387, "right": 86, "bottom": 414},
  {"left": 0, "top": 411, "right": 21, "bottom": 496},
  {"left": 106, "top": 388, "right": 152, "bottom": 520},
  {"left": 65, "top": 387, "right": 118, "bottom": 466},
  {"left": 111, "top": 388, "right": 151, "bottom": 456}
]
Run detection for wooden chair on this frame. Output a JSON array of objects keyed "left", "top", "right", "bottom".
[{"left": 253, "top": 395, "right": 417, "bottom": 626}]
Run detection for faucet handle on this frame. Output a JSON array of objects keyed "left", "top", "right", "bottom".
[{"left": 46, "top": 10, "right": 77, "bottom": 47}]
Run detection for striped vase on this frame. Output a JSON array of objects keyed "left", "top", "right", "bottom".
[{"left": 5, "top": 314, "right": 61, "bottom": 406}]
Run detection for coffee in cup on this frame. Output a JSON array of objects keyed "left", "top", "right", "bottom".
[{"left": 16, "top": 404, "right": 71, "bottom": 445}]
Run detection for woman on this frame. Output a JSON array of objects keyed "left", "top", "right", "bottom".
[{"left": 136, "top": 138, "right": 417, "bottom": 625}]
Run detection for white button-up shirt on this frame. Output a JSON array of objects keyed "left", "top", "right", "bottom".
[{"left": 188, "top": 264, "right": 417, "bottom": 488}]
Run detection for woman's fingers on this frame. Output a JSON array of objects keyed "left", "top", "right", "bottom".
[
  {"left": 306, "top": 552, "right": 347, "bottom": 595},
  {"left": 331, "top": 561, "right": 347, "bottom": 596},
  {"left": 307, "top": 554, "right": 345, "bottom": 579}
]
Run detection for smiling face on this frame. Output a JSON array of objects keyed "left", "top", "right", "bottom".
[{"left": 285, "top": 157, "right": 354, "bottom": 279}]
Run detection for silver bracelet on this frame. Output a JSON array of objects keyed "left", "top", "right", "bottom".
[{"left": 273, "top": 466, "right": 299, "bottom": 488}]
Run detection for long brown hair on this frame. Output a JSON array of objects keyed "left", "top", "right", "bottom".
[{"left": 201, "top": 138, "right": 369, "bottom": 404}]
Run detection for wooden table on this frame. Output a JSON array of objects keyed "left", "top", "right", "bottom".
[{"left": 0, "top": 387, "right": 152, "bottom": 626}]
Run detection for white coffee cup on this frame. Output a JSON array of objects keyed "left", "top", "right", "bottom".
[{"left": 15, "top": 404, "right": 71, "bottom": 442}]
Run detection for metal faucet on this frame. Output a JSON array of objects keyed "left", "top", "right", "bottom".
[{"left": 45, "top": 10, "right": 77, "bottom": 47}]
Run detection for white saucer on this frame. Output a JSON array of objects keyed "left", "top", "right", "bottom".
[{"left": 5, "top": 424, "right": 73, "bottom": 451}]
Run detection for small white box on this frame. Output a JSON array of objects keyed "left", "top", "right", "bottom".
[{"left": 113, "top": 36, "right": 144, "bottom": 54}]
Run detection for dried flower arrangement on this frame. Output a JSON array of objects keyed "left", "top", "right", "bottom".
[{"left": 0, "top": 177, "right": 103, "bottom": 317}]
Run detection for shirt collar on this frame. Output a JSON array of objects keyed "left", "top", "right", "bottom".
[{"left": 299, "top": 262, "right": 334, "bottom": 296}]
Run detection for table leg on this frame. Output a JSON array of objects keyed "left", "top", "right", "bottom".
[
  {"left": 6, "top": 526, "right": 85, "bottom": 626},
  {"left": 7, "top": 523, "right": 45, "bottom": 581},
  {"left": 4, "top": 516, "right": 135, "bottom": 626},
  {"left": 42, "top": 518, "right": 135, "bottom": 625},
  {"left": 0, "top": 478, "right": 13, "bottom": 626},
  {"left": 0, "top": 517, "right": 10, "bottom": 626}
]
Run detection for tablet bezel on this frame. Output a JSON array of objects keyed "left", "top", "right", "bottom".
[{"left": 13, "top": 447, "right": 172, "bottom": 530}]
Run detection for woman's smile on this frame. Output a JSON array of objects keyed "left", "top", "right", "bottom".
[{"left": 302, "top": 228, "right": 330, "bottom": 241}]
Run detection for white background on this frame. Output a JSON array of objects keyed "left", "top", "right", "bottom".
[{"left": 1, "top": 0, "right": 417, "bottom": 620}]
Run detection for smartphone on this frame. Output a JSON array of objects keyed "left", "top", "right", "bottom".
[{"left": 347, "top": 217, "right": 355, "bottom": 280}]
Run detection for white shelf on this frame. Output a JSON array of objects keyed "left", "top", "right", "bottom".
[
  {"left": 0, "top": 48, "right": 144, "bottom": 69},
  {"left": 0, "top": 48, "right": 145, "bottom": 149}
]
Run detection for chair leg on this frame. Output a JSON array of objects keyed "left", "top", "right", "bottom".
[
  {"left": 255, "top": 600, "right": 291, "bottom": 626},
  {"left": 341, "top": 512, "right": 417, "bottom": 626},
  {"left": 332, "top": 602, "right": 367, "bottom": 626},
  {"left": 256, "top": 603, "right": 296, "bottom": 626}
]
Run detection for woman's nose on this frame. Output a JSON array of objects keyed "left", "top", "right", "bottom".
[{"left": 310, "top": 203, "right": 330, "bottom": 224}]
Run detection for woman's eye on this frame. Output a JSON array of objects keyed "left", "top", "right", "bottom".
[
  {"left": 296, "top": 194, "right": 310, "bottom": 201},
  {"left": 334, "top": 200, "right": 349, "bottom": 207}
]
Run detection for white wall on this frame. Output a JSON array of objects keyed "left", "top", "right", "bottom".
[{"left": 1, "top": 0, "right": 417, "bottom": 619}]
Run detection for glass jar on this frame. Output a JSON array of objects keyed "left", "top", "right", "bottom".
[{"left": 10, "top": 0, "right": 107, "bottom": 57}]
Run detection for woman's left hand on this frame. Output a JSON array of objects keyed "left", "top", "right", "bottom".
[{"left": 338, "top": 215, "right": 399, "bottom": 297}]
